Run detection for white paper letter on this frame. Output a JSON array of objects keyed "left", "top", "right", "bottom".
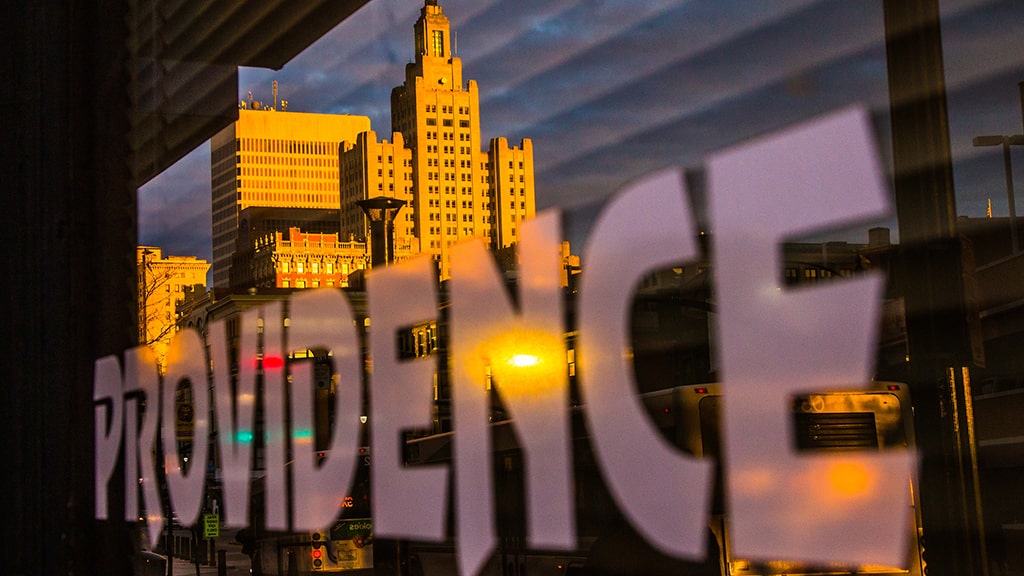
[
  {"left": 708, "top": 106, "right": 913, "bottom": 566},
  {"left": 289, "top": 289, "right": 364, "bottom": 531},
  {"left": 122, "top": 345, "right": 163, "bottom": 547},
  {"left": 94, "top": 355, "right": 123, "bottom": 519},
  {"left": 577, "top": 169, "right": 713, "bottom": 558},
  {"left": 261, "top": 301, "right": 289, "bottom": 531},
  {"left": 449, "top": 211, "right": 575, "bottom": 575},
  {"left": 161, "top": 329, "right": 211, "bottom": 527},
  {"left": 209, "top": 317, "right": 256, "bottom": 528},
  {"left": 368, "top": 256, "right": 448, "bottom": 541}
]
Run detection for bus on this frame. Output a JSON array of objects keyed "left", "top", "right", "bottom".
[{"left": 638, "top": 382, "right": 928, "bottom": 576}]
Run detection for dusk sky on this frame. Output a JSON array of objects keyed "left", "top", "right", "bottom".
[{"left": 139, "top": 0, "right": 1024, "bottom": 263}]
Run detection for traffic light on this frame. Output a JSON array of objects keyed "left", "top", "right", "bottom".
[{"left": 311, "top": 531, "right": 326, "bottom": 571}]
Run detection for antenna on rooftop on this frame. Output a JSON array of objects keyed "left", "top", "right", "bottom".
[{"left": 273, "top": 80, "right": 278, "bottom": 111}]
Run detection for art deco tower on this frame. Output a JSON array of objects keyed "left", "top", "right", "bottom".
[{"left": 390, "top": 0, "right": 535, "bottom": 278}]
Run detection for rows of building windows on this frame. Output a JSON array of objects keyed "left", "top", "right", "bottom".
[
  {"left": 238, "top": 165, "right": 336, "bottom": 177},
  {"left": 239, "top": 180, "right": 339, "bottom": 193},
  {"left": 239, "top": 154, "right": 337, "bottom": 167},
  {"left": 423, "top": 104, "right": 470, "bottom": 115},
  {"left": 211, "top": 141, "right": 236, "bottom": 164},
  {"left": 423, "top": 144, "right": 475, "bottom": 155},
  {"left": 238, "top": 138, "right": 339, "bottom": 155},
  {"left": 422, "top": 131, "right": 472, "bottom": 142}
]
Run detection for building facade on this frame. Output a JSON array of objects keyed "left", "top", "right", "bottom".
[
  {"left": 136, "top": 246, "right": 210, "bottom": 365},
  {"left": 210, "top": 109, "right": 371, "bottom": 287},
  {"left": 246, "top": 227, "right": 369, "bottom": 290},
  {"left": 230, "top": 206, "right": 343, "bottom": 290},
  {"left": 338, "top": 130, "right": 418, "bottom": 256}
]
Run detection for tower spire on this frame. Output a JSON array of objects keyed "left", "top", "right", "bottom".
[{"left": 414, "top": 0, "right": 451, "bottom": 61}]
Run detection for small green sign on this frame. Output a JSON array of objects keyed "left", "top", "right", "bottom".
[
  {"left": 331, "top": 519, "right": 372, "bottom": 540},
  {"left": 203, "top": 513, "right": 219, "bottom": 538}
]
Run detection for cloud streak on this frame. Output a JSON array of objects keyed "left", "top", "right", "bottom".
[{"left": 140, "top": 0, "right": 1024, "bottom": 258}]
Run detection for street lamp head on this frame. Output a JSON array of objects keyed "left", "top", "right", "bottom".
[
  {"left": 972, "top": 135, "right": 1005, "bottom": 147},
  {"left": 972, "top": 134, "right": 1024, "bottom": 147}
]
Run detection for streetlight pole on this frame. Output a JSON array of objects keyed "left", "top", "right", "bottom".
[
  {"left": 972, "top": 134, "right": 1024, "bottom": 254},
  {"left": 140, "top": 247, "right": 155, "bottom": 344}
]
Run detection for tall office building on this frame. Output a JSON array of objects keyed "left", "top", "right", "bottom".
[
  {"left": 388, "top": 0, "right": 536, "bottom": 277},
  {"left": 210, "top": 109, "right": 371, "bottom": 287},
  {"left": 218, "top": 0, "right": 536, "bottom": 287}
]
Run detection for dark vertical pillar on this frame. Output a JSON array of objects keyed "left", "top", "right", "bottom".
[
  {"left": 0, "top": 1, "right": 136, "bottom": 575},
  {"left": 883, "top": 1, "right": 988, "bottom": 575}
]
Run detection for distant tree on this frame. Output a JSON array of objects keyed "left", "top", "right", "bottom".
[{"left": 137, "top": 251, "right": 207, "bottom": 366}]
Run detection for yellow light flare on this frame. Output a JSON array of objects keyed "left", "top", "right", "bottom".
[
  {"left": 827, "top": 460, "right": 874, "bottom": 498},
  {"left": 509, "top": 353, "right": 539, "bottom": 367},
  {"left": 472, "top": 326, "right": 564, "bottom": 396}
]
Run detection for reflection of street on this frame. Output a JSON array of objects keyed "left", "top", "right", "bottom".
[{"left": 159, "top": 527, "right": 255, "bottom": 576}]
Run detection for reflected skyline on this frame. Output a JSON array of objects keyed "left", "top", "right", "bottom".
[{"left": 141, "top": 0, "right": 1024, "bottom": 265}]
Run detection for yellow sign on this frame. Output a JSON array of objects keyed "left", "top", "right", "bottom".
[{"left": 203, "top": 513, "right": 219, "bottom": 538}]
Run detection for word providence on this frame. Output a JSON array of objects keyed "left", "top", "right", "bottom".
[{"left": 94, "top": 108, "right": 914, "bottom": 575}]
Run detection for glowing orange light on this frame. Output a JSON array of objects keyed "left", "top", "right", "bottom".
[
  {"left": 828, "top": 461, "right": 873, "bottom": 497},
  {"left": 471, "top": 326, "right": 563, "bottom": 396}
]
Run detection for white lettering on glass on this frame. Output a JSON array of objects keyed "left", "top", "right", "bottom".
[
  {"left": 122, "top": 364, "right": 141, "bottom": 524},
  {"left": 577, "top": 169, "right": 713, "bottom": 558},
  {"left": 449, "top": 211, "right": 574, "bottom": 576},
  {"left": 125, "top": 346, "right": 163, "bottom": 548},
  {"left": 260, "top": 302, "right": 289, "bottom": 531},
  {"left": 708, "top": 106, "right": 914, "bottom": 567},
  {"left": 89, "top": 104, "right": 911, "bottom": 575},
  {"left": 288, "top": 289, "right": 363, "bottom": 531},
  {"left": 367, "top": 255, "right": 449, "bottom": 540},
  {"left": 93, "top": 355, "right": 123, "bottom": 520},
  {"left": 161, "top": 329, "right": 210, "bottom": 528},
  {"left": 208, "top": 316, "right": 255, "bottom": 528}
]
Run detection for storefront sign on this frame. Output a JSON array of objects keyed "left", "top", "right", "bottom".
[{"left": 94, "top": 107, "right": 914, "bottom": 575}]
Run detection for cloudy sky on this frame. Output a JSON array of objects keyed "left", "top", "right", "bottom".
[{"left": 140, "top": 0, "right": 1024, "bottom": 261}]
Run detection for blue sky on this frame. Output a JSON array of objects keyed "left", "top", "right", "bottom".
[{"left": 139, "top": 0, "right": 1024, "bottom": 262}]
